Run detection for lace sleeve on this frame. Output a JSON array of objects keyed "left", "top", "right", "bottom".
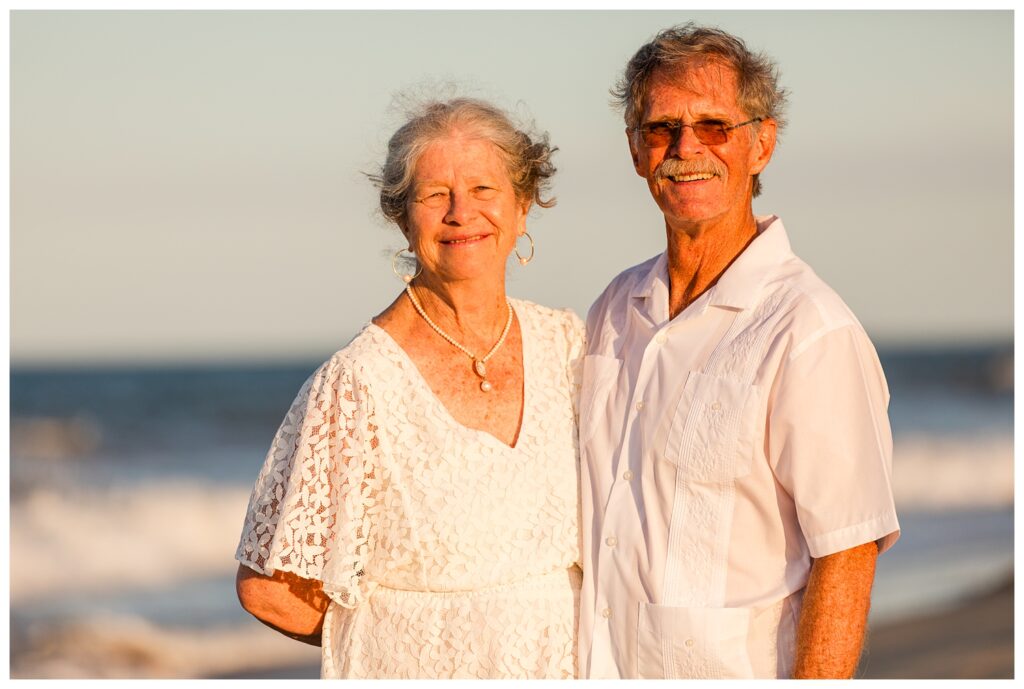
[
  {"left": 235, "top": 355, "right": 379, "bottom": 608},
  {"left": 563, "top": 309, "right": 586, "bottom": 427},
  {"left": 560, "top": 308, "right": 586, "bottom": 570}
]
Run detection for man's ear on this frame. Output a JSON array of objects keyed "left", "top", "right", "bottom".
[
  {"left": 627, "top": 127, "right": 644, "bottom": 177},
  {"left": 750, "top": 118, "right": 778, "bottom": 175}
]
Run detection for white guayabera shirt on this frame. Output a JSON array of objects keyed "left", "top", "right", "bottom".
[{"left": 578, "top": 216, "right": 900, "bottom": 679}]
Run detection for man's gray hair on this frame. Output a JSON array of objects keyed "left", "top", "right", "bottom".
[
  {"left": 369, "top": 98, "right": 557, "bottom": 228},
  {"left": 612, "top": 23, "right": 789, "bottom": 197}
]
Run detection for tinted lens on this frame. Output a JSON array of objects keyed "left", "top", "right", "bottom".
[
  {"left": 692, "top": 122, "right": 728, "bottom": 145},
  {"left": 640, "top": 121, "right": 677, "bottom": 147},
  {"left": 639, "top": 120, "right": 730, "bottom": 146}
]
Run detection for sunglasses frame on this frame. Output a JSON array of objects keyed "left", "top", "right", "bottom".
[{"left": 636, "top": 117, "right": 763, "bottom": 147}]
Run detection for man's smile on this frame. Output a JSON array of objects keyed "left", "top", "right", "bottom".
[{"left": 664, "top": 172, "right": 717, "bottom": 183}]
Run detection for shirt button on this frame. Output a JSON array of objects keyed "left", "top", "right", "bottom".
[
  {"left": 710, "top": 401, "right": 722, "bottom": 411},
  {"left": 685, "top": 639, "right": 695, "bottom": 648},
  {"left": 601, "top": 608, "right": 613, "bottom": 619},
  {"left": 623, "top": 469, "right": 634, "bottom": 481},
  {"left": 635, "top": 401, "right": 645, "bottom": 411},
  {"left": 606, "top": 536, "right": 618, "bottom": 547},
  {"left": 656, "top": 333, "right": 668, "bottom": 344}
]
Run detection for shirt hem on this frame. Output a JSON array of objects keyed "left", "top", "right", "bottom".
[{"left": 805, "top": 512, "right": 901, "bottom": 558}]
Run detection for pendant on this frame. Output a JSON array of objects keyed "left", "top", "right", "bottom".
[
  {"left": 480, "top": 380, "right": 493, "bottom": 392},
  {"left": 473, "top": 360, "right": 487, "bottom": 378}
]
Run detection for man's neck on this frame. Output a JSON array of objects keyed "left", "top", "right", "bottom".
[{"left": 664, "top": 213, "right": 759, "bottom": 320}]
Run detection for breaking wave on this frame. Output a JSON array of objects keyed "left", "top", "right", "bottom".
[
  {"left": 11, "top": 480, "right": 254, "bottom": 603},
  {"left": 891, "top": 432, "right": 1013, "bottom": 510}
]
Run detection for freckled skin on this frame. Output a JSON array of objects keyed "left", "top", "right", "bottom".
[
  {"left": 794, "top": 542, "right": 879, "bottom": 678},
  {"left": 236, "top": 565, "right": 328, "bottom": 646}
]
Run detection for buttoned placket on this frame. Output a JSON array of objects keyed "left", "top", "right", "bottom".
[
  {"left": 590, "top": 318, "right": 676, "bottom": 676},
  {"left": 586, "top": 255, "right": 725, "bottom": 678}
]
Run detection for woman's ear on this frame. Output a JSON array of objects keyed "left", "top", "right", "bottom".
[{"left": 518, "top": 201, "right": 532, "bottom": 234}]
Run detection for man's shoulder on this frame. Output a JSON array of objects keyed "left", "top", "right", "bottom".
[{"left": 765, "top": 254, "right": 869, "bottom": 348}]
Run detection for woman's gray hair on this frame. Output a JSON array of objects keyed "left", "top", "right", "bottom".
[
  {"left": 369, "top": 98, "right": 557, "bottom": 227},
  {"left": 612, "top": 23, "right": 789, "bottom": 197}
]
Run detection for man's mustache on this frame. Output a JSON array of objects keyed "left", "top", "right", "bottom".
[{"left": 655, "top": 158, "right": 726, "bottom": 180}]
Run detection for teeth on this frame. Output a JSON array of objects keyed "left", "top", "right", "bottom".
[
  {"left": 445, "top": 236, "right": 483, "bottom": 244},
  {"left": 669, "top": 173, "right": 715, "bottom": 182}
]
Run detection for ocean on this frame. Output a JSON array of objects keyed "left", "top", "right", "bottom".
[{"left": 9, "top": 343, "right": 1013, "bottom": 678}]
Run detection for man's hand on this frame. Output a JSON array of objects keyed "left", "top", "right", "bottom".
[{"left": 793, "top": 541, "right": 879, "bottom": 678}]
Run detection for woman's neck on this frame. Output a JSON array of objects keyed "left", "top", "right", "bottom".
[{"left": 405, "top": 273, "right": 510, "bottom": 350}]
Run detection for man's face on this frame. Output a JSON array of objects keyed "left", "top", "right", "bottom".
[{"left": 628, "top": 61, "right": 777, "bottom": 234}]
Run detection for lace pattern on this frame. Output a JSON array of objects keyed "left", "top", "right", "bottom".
[
  {"left": 236, "top": 299, "right": 584, "bottom": 678},
  {"left": 236, "top": 358, "right": 380, "bottom": 607}
]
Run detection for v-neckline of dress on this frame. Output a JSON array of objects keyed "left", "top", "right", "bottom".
[{"left": 366, "top": 300, "right": 530, "bottom": 451}]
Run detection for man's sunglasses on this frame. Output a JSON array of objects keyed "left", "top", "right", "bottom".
[{"left": 635, "top": 117, "right": 763, "bottom": 147}]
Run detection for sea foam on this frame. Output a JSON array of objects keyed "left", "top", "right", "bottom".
[
  {"left": 11, "top": 480, "right": 254, "bottom": 602},
  {"left": 891, "top": 433, "right": 1012, "bottom": 510}
]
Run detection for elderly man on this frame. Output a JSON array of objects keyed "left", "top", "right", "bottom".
[{"left": 578, "top": 24, "right": 900, "bottom": 679}]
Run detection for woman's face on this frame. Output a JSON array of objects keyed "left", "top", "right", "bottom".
[{"left": 402, "top": 132, "right": 529, "bottom": 285}]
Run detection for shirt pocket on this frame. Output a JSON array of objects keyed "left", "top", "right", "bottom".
[
  {"left": 580, "top": 354, "right": 624, "bottom": 445},
  {"left": 663, "top": 372, "right": 761, "bottom": 482},
  {"left": 636, "top": 602, "right": 754, "bottom": 679}
]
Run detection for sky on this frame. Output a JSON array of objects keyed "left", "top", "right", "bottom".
[{"left": 10, "top": 10, "right": 1013, "bottom": 366}]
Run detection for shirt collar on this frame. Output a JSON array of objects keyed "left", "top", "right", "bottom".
[
  {"left": 629, "top": 214, "right": 793, "bottom": 312},
  {"left": 708, "top": 215, "right": 791, "bottom": 310},
  {"left": 630, "top": 251, "right": 668, "bottom": 300}
]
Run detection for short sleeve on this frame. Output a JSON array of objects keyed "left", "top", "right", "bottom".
[
  {"left": 235, "top": 355, "right": 380, "bottom": 608},
  {"left": 558, "top": 308, "right": 586, "bottom": 570},
  {"left": 768, "top": 325, "right": 900, "bottom": 558},
  {"left": 562, "top": 309, "right": 586, "bottom": 426}
]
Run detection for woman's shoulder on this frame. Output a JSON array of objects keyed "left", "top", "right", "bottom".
[
  {"left": 510, "top": 297, "right": 585, "bottom": 350},
  {"left": 303, "top": 323, "right": 401, "bottom": 391},
  {"left": 511, "top": 297, "right": 582, "bottom": 328}
]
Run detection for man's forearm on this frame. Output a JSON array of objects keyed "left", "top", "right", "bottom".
[{"left": 793, "top": 541, "right": 879, "bottom": 678}]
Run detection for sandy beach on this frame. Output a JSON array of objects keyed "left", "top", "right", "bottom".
[{"left": 858, "top": 575, "right": 1013, "bottom": 679}]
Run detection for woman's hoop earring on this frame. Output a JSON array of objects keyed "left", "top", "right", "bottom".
[
  {"left": 515, "top": 232, "right": 535, "bottom": 266},
  {"left": 392, "top": 248, "right": 422, "bottom": 283}
]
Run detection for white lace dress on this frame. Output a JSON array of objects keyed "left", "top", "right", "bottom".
[{"left": 236, "top": 299, "right": 584, "bottom": 679}]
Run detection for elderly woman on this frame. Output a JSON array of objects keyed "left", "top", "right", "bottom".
[{"left": 234, "top": 98, "right": 583, "bottom": 679}]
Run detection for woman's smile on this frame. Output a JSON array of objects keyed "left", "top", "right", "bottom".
[{"left": 440, "top": 233, "right": 491, "bottom": 246}]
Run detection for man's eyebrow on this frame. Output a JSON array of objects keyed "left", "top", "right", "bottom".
[
  {"left": 642, "top": 112, "right": 733, "bottom": 124},
  {"left": 693, "top": 109, "right": 732, "bottom": 120}
]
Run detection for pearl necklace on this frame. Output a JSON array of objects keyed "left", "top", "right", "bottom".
[{"left": 404, "top": 285, "right": 514, "bottom": 392}]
